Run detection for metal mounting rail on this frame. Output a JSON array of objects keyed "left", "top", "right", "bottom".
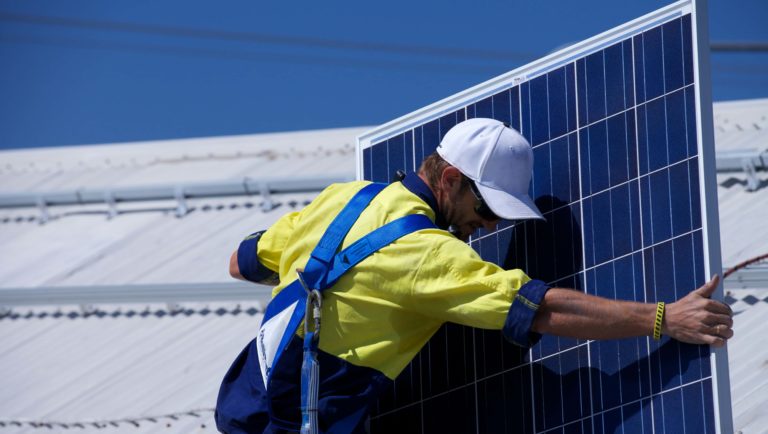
[
  {"left": 715, "top": 149, "right": 768, "bottom": 191},
  {"left": 0, "top": 175, "right": 353, "bottom": 209},
  {"left": 0, "top": 174, "right": 353, "bottom": 221},
  {"left": 0, "top": 281, "right": 273, "bottom": 307}
]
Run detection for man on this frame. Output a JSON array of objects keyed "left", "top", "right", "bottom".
[{"left": 216, "top": 118, "right": 733, "bottom": 433}]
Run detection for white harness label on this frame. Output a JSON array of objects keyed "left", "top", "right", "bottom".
[{"left": 256, "top": 300, "right": 299, "bottom": 388}]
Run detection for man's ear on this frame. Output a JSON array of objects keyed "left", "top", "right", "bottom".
[{"left": 439, "top": 166, "right": 463, "bottom": 193}]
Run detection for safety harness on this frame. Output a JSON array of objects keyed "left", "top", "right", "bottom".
[{"left": 255, "top": 182, "right": 435, "bottom": 433}]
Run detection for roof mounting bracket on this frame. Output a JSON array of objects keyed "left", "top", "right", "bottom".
[
  {"left": 36, "top": 196, "right": 49, "bottom": 225},
  {"left": 742, "top": 157, "right": 760, "bottom": 191},
  {"left": 104, "top": 190, "right": 118, "bottom": 219},
  {"left": 715, "top": 149, "right": 767, "bottom": 192},
  {"left": 175, "top": 186, "right": 188, "bottom": 218},
  {"left": 259, "top": 182, "right": 276, "bottom": 212}
]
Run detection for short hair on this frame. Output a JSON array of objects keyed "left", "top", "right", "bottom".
[{"left": 418, "top": 152, "right": 469, "bottom": 191}]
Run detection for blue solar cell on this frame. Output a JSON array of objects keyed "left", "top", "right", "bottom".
[
  {"left": 666, "top": 89, "right": 689, "bottom": 166},
  {"left": 588, "top": 192, "right": 613, "bottom": 265},
  {"left": 550, "top": 136, "right": 572, "bottom": 203},
  {"left": 610, "top": 183, "right": 633, "bottom": 259},
  {"left": 685, "top": 87, "right": 698, "bottom": 157},
  {"left": 584, "top": 50, "right": 607, "bottom": 125},
  {"left": 620, "top": 400, "right": 652, "bottom": 434},
  {"left": 445, "top": 323, "right": 474, "bottom": 389},
  {"left": 468, "top": 95, "right": 493, "bottom": 119},
  {"left": 492, "top": 89, "right": 511, "bottom": 125},
  {"left": 534, "top": 217, "right": 557, "bottom": 283},
  {"left": 422, "top": 386, "right": 477, "bottom": 433},
  {"left": 477, "top": 329, "right": 504, "bottom": 377},
  {"left": 605, "top": 42, "right": 627, "bottom": 117},
  {"left": 438, "top": 111, "right": 462, "bottom": 141},
  {"left": 421, "top": 118, "right": 440, "bottom": 158},
  {"left": 559, "top": 345, "right": 591, "bottom": 422},
  {"left": 528, "top": 74, "right": 550, "bottom": 145},
  {"left": 548, "top": 67, "right": 569, "bottom": 139},
  {"left": 616, "top": 337, "right": 645, "bottom": 402},
  {"left": 693, "top": 229, "right": 705, "bottom": 284},
  {"left": 404, "top": 130, "right": 415, "bottom": 171},
  {"left": 703, "top": 379, "right": 717, "bottom": 433},
  {"left": 681, "top": 382, "right": 710, "bottom": 433},
  {"left": 641, "top": 26, "right": 665, "bottom": 102},
  {"left": 363, "top": 147, "right": 372, "bottom": 181},
  {"left": 659, "top": 389, "right": 686, "bottom": 433},
  {"left": 632, "top": 35, "right": 646, "bottom": 104},
  {"left": 645, "top": 96, "right": 670, "bottom": 173},
  {"left": 552, "top": 204, "right": 582, "bottom": 279},
  {"left": 387, "top": 133, "right": 406, "bottom": 179},
  {"left": 370, "top": 141, "right": 389, "bottom": 183},
  {"left": 673, "top": 234, "right": 696, "bottom": 295},
  {"left": 689, "top": 160, "right": 702, "bottom": 229},
  {"left": 663, "top": 18, "right": 685, "bottom": 93},
  {"left": 532, "top": 142, "right": 553, "bottom": 212},
  {"left": 580, "top": 120, "right": 610, "bottom": 195},
  {"left": 607, "top": 111, "right": 637, "bottom": 186},
  {"left": 650, "top": 239, "right": 677, "bottom": 302},
  {"left": 520, "top": 81, "right": 533, "bottom": 143},
  {"left": 395, "top": 360, "right": 421, "bottom": 407},
  {"left": 669, "top": 161, "right": 694, "bottom": 236},
  {"left": 510, "top": 85, "right": 522, "bottom": 132},
  {"left": 534, "top": 353, "right": 565, "bottom": 430},
  {"left": 576, "top": 58, "right": 588, "bottom": 127},
  {"left": 476, "top": 375, "right": 508, "bottom": 433},
  {"left": 593, "top": 339, "right": 625, "bottom": 410},
  {"left": 682, "top": 15, "right": 694, "bottom": 86},
  {"left": 422, "top": 328, "right": 448, "bottom": 397},
  {"left": 648, "top": 169, "right": 673, "bottom": 244},
  {"left": 622, "top": 40, "right": 636, "bottom": 110}
]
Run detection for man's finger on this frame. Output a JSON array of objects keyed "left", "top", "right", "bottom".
[
  {"left": 694, "top": 274, "right": 720, "bottom": 298},
  {"left": 705, "top": 300, "right": 733, "bottom": 316}
]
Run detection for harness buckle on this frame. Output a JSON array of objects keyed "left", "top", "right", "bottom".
[{"left": 296, "top": 269, "right": 322, "bottom": 340}]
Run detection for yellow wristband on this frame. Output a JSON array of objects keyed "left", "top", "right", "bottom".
[{"left": 653, "top": 302, "right": 665, "bottom": 340}]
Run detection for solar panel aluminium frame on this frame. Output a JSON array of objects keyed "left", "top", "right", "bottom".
[{"left": 356, "top": 0, "right": 732, "bottom": 432}]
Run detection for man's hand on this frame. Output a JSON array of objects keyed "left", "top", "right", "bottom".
[{"left": 662, "top": 275, "right": 733, "bottom": 347}]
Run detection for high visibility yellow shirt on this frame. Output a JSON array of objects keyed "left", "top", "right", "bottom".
[{"left": 255, "top": 178, "right": 544, "bottom": 380}]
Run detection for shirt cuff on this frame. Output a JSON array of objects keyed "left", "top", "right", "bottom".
[
  {"left": 502, "top": 279, "right": 550, "bottom": 348},
  {"left": 237, "top": 231, "right": 279, "bottom": 284}
]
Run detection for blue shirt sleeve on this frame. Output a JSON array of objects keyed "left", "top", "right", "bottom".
[
  {"left": 502, "top": 279, "right": 550, "bottom": 348},
  {"left": 237, "top": 231, "right": 279, "bottom": 284}
]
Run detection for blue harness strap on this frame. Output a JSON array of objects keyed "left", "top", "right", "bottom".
[{"left": 255, "top": 182, "right": 435, "bottom": 411}]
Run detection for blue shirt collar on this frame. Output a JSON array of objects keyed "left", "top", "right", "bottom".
[{"left": 401, "top": 173, "right": 448, "bottom": 229}]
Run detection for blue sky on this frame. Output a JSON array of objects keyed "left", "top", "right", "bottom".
[{"left": 0, "top": 0, "right": 766, "bottom": 149}]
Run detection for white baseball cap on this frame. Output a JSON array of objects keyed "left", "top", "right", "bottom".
[{"left": 437, "top": 118, "right": 544, "bottom": 220}]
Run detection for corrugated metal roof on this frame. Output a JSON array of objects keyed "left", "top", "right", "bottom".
[
  {"left": 0, "top": 301, "right": 263, "bottom": 433},
  {"left": 713, "top": 98, "right": 768, "bottom": 269},
  {"left": 0, "top": 127, "right": 364, "bottom": 433},
  {"left": 726, "top": 296, "right": 768, "bottom": 434},
  {"left": 713, "top": 98, "right": 768, "bottom": 434}
]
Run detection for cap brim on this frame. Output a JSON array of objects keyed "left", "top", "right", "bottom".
[{"left": 476, "top": 183, "right": 544, "bottom": 221}]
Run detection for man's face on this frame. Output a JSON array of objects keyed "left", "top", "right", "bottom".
[{"left": 438, "top": 167, "right": 500, "bottom": 242}]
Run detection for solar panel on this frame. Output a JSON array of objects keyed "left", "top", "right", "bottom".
[{"left": 357, "top": 1, "right": 731, "bottom": 433}]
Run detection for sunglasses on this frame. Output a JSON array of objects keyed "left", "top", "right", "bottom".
[{"left": 467, "top": 179, "right": 501, "bottom": 221}]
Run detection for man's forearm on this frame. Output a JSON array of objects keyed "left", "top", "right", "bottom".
[
  {"left": 531, "top": 288, "right": 656, "bottom": 340},
  {"left": 530, "top": 275, "right": 733, "bottom": 347}
]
